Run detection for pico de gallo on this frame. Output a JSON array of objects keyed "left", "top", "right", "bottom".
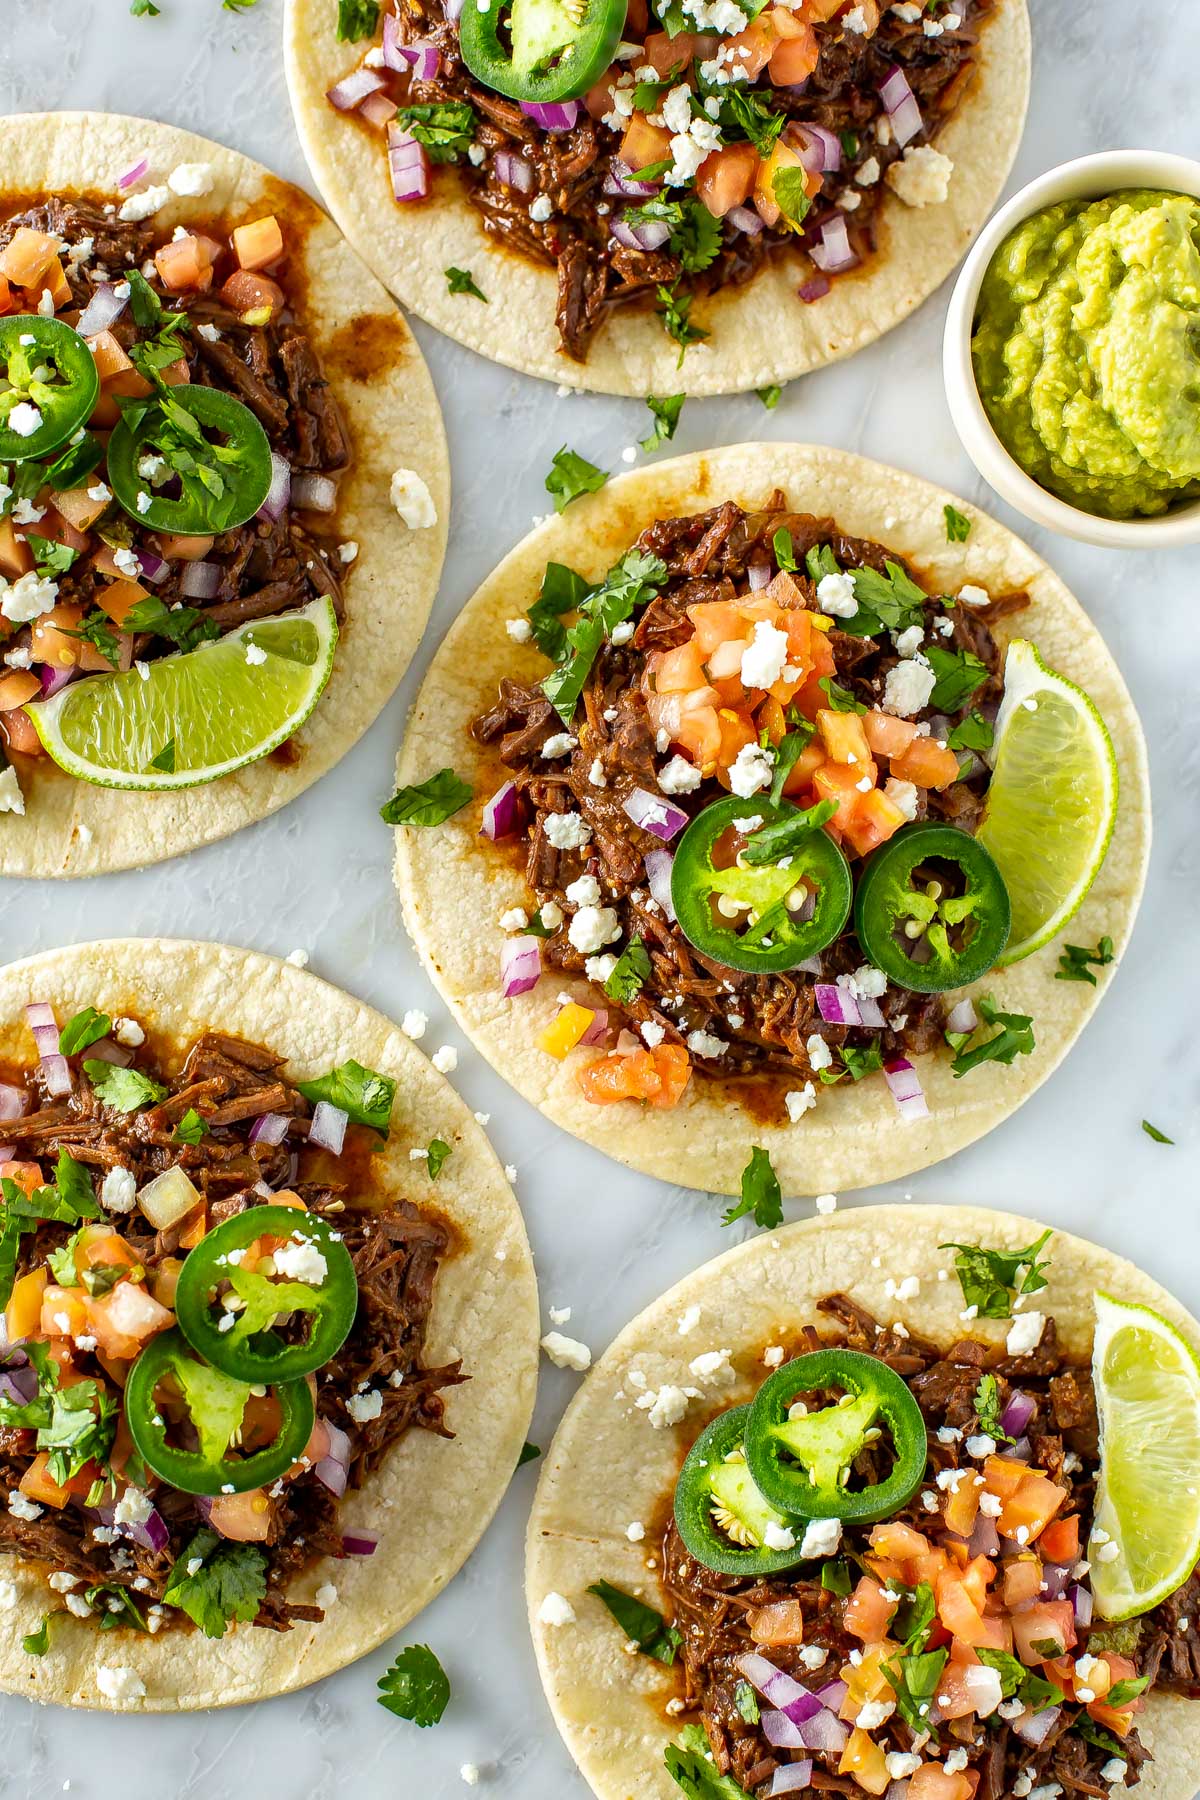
[
  {"left": 0, "top": 1000, "right": 461, "bottom": 1644},
  {"left": 0, "top": 175, "right": 350, "bottom": 814},
  {"left": 324, "top": 0, "right": 993, "bottom": 360},
  {"left": 598, "top": 1289, "right": 1200, "bottom": 1799},
  {"left": 462, "top": 491, "right": 1056, "bottom": 1125}
]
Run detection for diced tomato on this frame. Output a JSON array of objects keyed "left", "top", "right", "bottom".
[
  {"left": 696, "top": 141, "right": 759, "bottom": 217},
  {"left": 74, "top": 1223, "right": 143, "bottom": 1276},
  {"left": 233, "top": 215, "right": 284, "bottom": 271},
  {"left": 5, "top": 1266, "right": 47, "bottom": 1343},
  {"left": 86, "top": 329, "right": 149, "bottom": 396},
  {"left": 619, "top": 114, "right": 673, "bottom": 175},
  {"left": 754, "top": 138, "right": 820, "bottom": 230},
  {"left": 713, "top": 708, "right": 757, "bottom": 776},
  {"left": 998, "top": 1472, "right": 1067, "bottom": 1545},
  {"left": 33, "top": 259, "right": 72, "bottom": 311},
  {"left": 95, "top": 578, "right": 147, "bottom": 628},
  {"left": 35, "top": 508, "right": 92, "bottom": 556},
  {"left": 0, "top": 1161, "right": 43, "bottom": 1197},
  {"left": 88, "top": 392, "right": 121, "bottom": 430},
  {"left": 19, "top": 1452, "right": 76, "bottom": 1510},
  {"left": 154, "top": 234, "right": 215, "bottom": 294},
  {"left": 782, "top": 739, "right": 827, "bottom": 796},
  {"left": 653, "top": 639, "right": 711, "bottom": 694},
  {"left": 725, "top": 14, "right": 778, "bottom": 80},
  {"left": 0, "top": 227, "right": 59, "bottom": 289},
  {"left": 838, "top": 1727, "right": 890, "bottom": 1796},
  {"left": 40, "top": 1285, "right": 89, "bottom": 1340},
  {"left": 578, "top": 1043, "right": 691, "bottom": 1109},
  {"left": 840, "top": 1641, "right": 897, "bottom": 1714},
  {"left": 0, "top": 517, "right": 33, "bottom": 580},
  {"left": 1094, "top": 1652, "right": 1138, "bottom": 1705},
  {"left": 0, "top": 706, "right": 42, "bottom": 756},
  {"left": 1038, "top": 1515, "right": 1080, "bottom": 1566},
  {"left": 208, "top": 1488, "right": 273, "bottom": 1541},
  {"left": 942, "top": 1472, "right": 982, "bottom": 1537},
  {"left": 1011, "top": 1599, "right": 1076, "bottom": 1666},
  {"left": 843, "top": 1576, "right": 895, "bottom": 1643},
  {"left": 159, "top": 356, "right": 190, "bottom": 386},
  {"left": 936, "top": 1570, "right": 990, "bottom": 1647},
  {"left": 151, "top": 1256, "right": 183, "bottom": 1310},
  {"left": 1003, "top": 1557, "right": 1045, "bottom": 1610},
  {"left": 890, "top": 736, "right": 961, "bottom": 791},
  {"left": 908, "top": 1764, "right": 974, "bottom": 1800},
  {"left": 686, "top": 598, "right": 754, "bottom": 656},
  {"left": 813, "top": 759, "right": 874, "bottom": 832},
  {"left": 219, "top": 269, "right": 285, "bottom": 323},
  {"left": 155, "top": 532, "right": 215, "bottom": 560},
  {"left": 583, "top": 72, "right": 618, "bottom": 123},
  {"left": 1087, "top": 1701, "right": 1136, "bottom": 1738},
  {"left": 0, "top": 273, "right": 12, "bottom": 315},
  {"left": 639, "top": 29, "right": 697, "bottom": 73},
  {"left": 767, "top": 15, "right": 819, "bottom": 83},
  {"left": 960, "top": 1553, "right": 995, "bottom": 1613},
  {"left": 868, "top": 1521, "right": 930, "bottom": 1563},
  {"left": 863, "top": 709, "right": 917, "bottom": 758},
  {"left": 932, "top": 1644, "right": 984, "bottom": 1722},
  {"left": 816, "top": 706, "right": 871, "bottom": 767},
  {"left": 802, "top": 0, "right": 851, "bottom": 18},
  {"left": 0, "top": 670, "right": 40, "bottom": 713},
  {"left": 748, "top": 1599, "right": 805, "bottom": 1644},
  {"left": 85, "top": 1281, "right": 174, "bottom": 1360},
  {"left": 981, "top": 1454, "right": 1031, "bottom": 1503}
]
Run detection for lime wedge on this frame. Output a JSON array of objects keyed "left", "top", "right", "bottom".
[
  {"left": 976, "top": 638, "right": 1118, "bottom": 965},
  {"left": 1090, "top": 1292, "right": 1200, "bottom": 1620},
  {"left": 29, "top": 597, "right": 337, "bottom": 791}
]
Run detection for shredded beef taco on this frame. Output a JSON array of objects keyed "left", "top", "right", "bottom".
[
  {"left": 527, "top": 1206, "right": 1200, "bottom": 1800},
  {"left": 0, "top": 113, "right": 448, "bottom": 879},
  {"left": 285, "top": 0, "right": 1029, "bottom": 393},
  {"left": 0, "top": 939, "right": 537, "bottom": 1710},
  {"left": 391, "top": 445, "right": 1148, "bottom": 1197}
]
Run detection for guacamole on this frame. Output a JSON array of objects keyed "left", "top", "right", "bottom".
[{"left": 972, "top": 189, "right": 1200, "bottom": 518}]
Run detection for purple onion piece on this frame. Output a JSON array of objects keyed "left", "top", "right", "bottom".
[
  {"left": 622, "top": 785, "right": 688, "bottom": 843},
  {"left": 769, "top": 1766, "right": 814, "bottom": 1797},
  {"left": 340, "top": 1532, "right": 379, "bottom": 1556},
  {"left": 761, "top": 1708, "right": 809, "bottom": 1750},
  {"left": 815, "top": 982, "right": 860, "bottom": 1027},
  {"left": 643, "top": 848, "right": 676, "bottom": 921},
  {"left": 308, "top": 1101, "right": 348, "bottom": 1155},
  {"left": 1000, "top": 1388, "right": 1037, "bottom": 1439},
  {"left": 0, "top": 1083, "right": 28, "bottom": 1124},
  {"left": 481, "top": 779, "right": 519, "bottom": 841},
  {"left": 250, "top": 1112, "right": 290, "bottom": 1147},
  {"left": 883, "top": 1057, "right": 929, "bottom": 1122},
  {"left": 315, "top": 1457, "right": 349, "bottom": 1497},
  {"left": 500, "top": 936, "right": 542, "bottom": 999}
]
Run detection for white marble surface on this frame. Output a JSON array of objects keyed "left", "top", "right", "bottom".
[{"left": 1, "top": 2, "right": 1198, "bottom": 1795}]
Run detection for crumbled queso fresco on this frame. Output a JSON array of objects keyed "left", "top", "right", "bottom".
[{"left": 389, "top": 467, "right": 437, "bottom": 529}]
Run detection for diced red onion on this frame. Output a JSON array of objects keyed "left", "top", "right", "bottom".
[
  {"left": 611, "top": 214, "right": 672, "bottom": 255},
  {"left": 309, "top": 1100, "right": 348, "bottom": 1155},
  {"left": 883, "top": 1057, "right": 929, "bottom": 1122},
  {"left": 856, "top": 994, "right": 886, "bottom": 1029},
  {"left": 180, "top": 560, "right": 222, "bottom": 601},
  {"left": 258, "top": 450, "right": 291, "bottom": 523},
  {"left": 341, "top": 1532, "right": 379, "bottom": 1555},
  {"left": 1040, "top": 1563, "right": 1071, "bottom": 1601},
  {"left": 194, "top": 1495, "right": 214, "bottom": 1523},
  {"left": 494, "top": 150, "right": 534, "bottom": 195},
  {"left": 85, "top": 1037, "right": 133, "bottom": 1069},
  {"left": 481, "top": 780, "right": 520, "bottom": 842},
  {"left": 291, "top": 473, "right": 338, "bottom": 514},
  {"left": 768, "top": 1766, "right": 814, "bottom": 1797},
  {"left": 520, "top": 99, "right": 579, "bottom": 132},
  {"left": 797, "top": 1708, "right": 849, "bottom": 1753},
  {"left": 252, "top": 1180, "right": 274, "bottom": 1199},
  {"left": 326, "top": 67, "right": 389, "bottom": 111},
  {"left": 580, "top": 1009, "right": 609, "bottom": 1046},
  {"left": 945, "top": 997, "right": 979, "bottom": 1036},
  {"left": 77, "top": 283, "right": 129, "bottom": 337},
  {"left": 1071, "top": 1583, "right": 1094, "bottom": 1627},
  {"left": 602, "top": 160, "right": 660, "bottom": 199},
  {"left": 794, "top": 954, "right": 823, "bottom": 977},
  {"left": 1007, "top": 1436, "right": 1032, "bottom": 1463},
  {"left": 1000, "top": 1388, "right": 1036, "bottom": 1439},
  {"left": 623, "top": 786, "right": 688, "bottom": 843},
  {"left": 1013, "top": 1706, "right": 1061, "bottom": 1748},
  {"left": 316, "top": 1455, "right": 348, "bottom": 1497},
  {"left": 397, "top": 38, "right": 440, "bottom": 80},
  {"left": 748, "top": 560, "right": 771, "bottom": 591},
  {"left": 39, "top": 663, "right": 77, "bottom": 699},
  {"left": 878, "top": 66, "right": 923, "bottom": 146},
  {"left": 644, "top": 849, "right": 676, "bottom": 921},
  {"left": 0, "top": 1083, "right": 27, "bottom": 1124},
  {"left": 815, "top": 983, "right": 860, "bottom": 1027},
  {"left": 726, "top": 204, "right": 764, "bottom": 236},
  {"left": 884, "top": 1783, "right": 911, "bottom": 1800},
  {"left": 792, "top": 122, "right": 841, "bottom": 174},
  {"left": 500, "top": 936, "right": 542, "bottom": 998},
  {"left": 250, "top": 1112, "right": 290, "bottom": 1147},
  {"left": 127, "top": 1507, "right": 170, "bottom": 1554},
  {"left": 735, "top": 1654, "right": 822, "bottom": 1723},
  {"left": 762, "top": 1710, "right": 809, "bottom": 1750},
  {"left": 814, "top": 1678, "right": 848, "bottom": 1711},
  {"left": 967, "top": 1510, "right": 1000, "bottom": 1559},
  {"left": 382, "top": 12, "right": 407, "bottom": 69},
  {"left": 135, "top": 548, "right": 168, "bottom": 584},
  {"left": 809, "top": 214, "right": 857, "bottom": 274},
  {"left": 388, "top": 125, "right": 431, "bottom": 203},
  {"left": 0, "top": 1363, "right": 38, "bottom": 1406},
  {"left": 117, "top": 155, "right": 149, "bottom": 192},
  {"left": 360, "top": 90, "right": 399, "bottom": 129},
  {"left": 24, "top": 1002, "right": 72, "bottom": 1098},
  {"left": 799, "top": 274, "right": 831, "bottom": 303}
]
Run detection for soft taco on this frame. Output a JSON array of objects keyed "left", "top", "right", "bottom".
[
  {"left": 285, "top": 0, "right": 1030, "bottom": 394},
  {"left": 0, "top": 938, "right": 538, "bottom": 1711},
  {"left": 391, "top": 445, "right": 1148, "bottom": 1197},
  {"left": 526, "top": 1205, "right": 1200, "bottom": 1800},
  {"left": 0, "top": 113, "right": 449, "bottom": 879}
]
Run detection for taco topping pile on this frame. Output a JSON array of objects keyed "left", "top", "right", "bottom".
[
  {"left": 0, "top": 182, "right": 350, "bottom": 811},
  {"left": 0, "top": 1001, "right": 461, "bottom": 1651},
  {"left": 466, "top": 492, "right": 1037, "bottom": 1123},
  {"left": 326, "top": 0, "right": 988, "bottom": 360},
  {"left": 608, "top": 1286, "right": 1199, "bottom": 1799}
]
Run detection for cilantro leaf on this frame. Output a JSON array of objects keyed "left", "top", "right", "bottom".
[
  {"left": 444, "top": 266, "right": 486, "bottom": 302},
  {"left": 656, "top": 283, "right": 709, "bottom": 364},
  {"left": 1142, "top": 1119, "right": 1173, "bottom": 1144},
  {"left": 85, "top": 1585, "right": 148, "bottom": 1632},
  {"left": 1055, "top": 936, "right": 1114, "bottom": 987},
  {"left": 843, "top": 560, "right": 928, "bottom": 637},
  {"left": 377, "top": 1643, "right": 451, "bottom": 1725},
  {"left": 892, "top": 1581, "right": 936, "bottom": 1653},
  {"left": 950, "top": 995, "right": 1035, "bottom": 1077},
  {"left": 882, "top": 1646, "right": 947, "bottom": 1739},
  {"left": 545, "top": 446, "right": 609, "bottom": 514},
  {"left": 665, "top": 1724, "right": 754, "bottom": 1799},
  {"left": 723, "top": 1146, "right": 782, "bottom": 1231},
  {"left": 1106, "top": 1675, "right": 1150, "bottom": 1707},
  {"left": 336, "top": 0, "right": 378, "bottom": 33},
  {"left": 587, "top": 1580, "right": 681, "bottom": 1664},
  {"left": 47, "top": 1231, "right": 83, "bottom": 1287},
  {"left": 148, "top": 740, "right": 176, "bottom": 775},
  {"left": 294, "top": 1059, "right": 396, "bottom": 1134},
  {"left": 840, "top": 1040, "right": 884, "bottom": 1082},
  {"left": 817, "top": 675, "right": 867, "bottom": 714},
  {"left": 924, "top": 643, "right": 989, "bottom": 713},
  {"left": 425, "top": 1138, "right": 451, "bottom": 1179},
  {"left": 768, "top": 722, "right": 814, "bottom": 805},
  {"left": 517, "top": 1441, "right": 541, "bottom": 1467},
  {"left": 542, "top": 549, "right": 667, "bottom": 723},
  {"left": 772, "top": 166, "right": 813, "bottom": 228},
  {"left": 806, "top": 542, "right": 839, "bottom": 584},
  {"left": 53, "top": 1148, "right": 102, "bottom": 1220},
  {"left": 173, "top": 1107, "right": 209, "bottom": 1147},
  {"left": 821, "top": 1558, "right": 852, "bottom": 1596},
  {"left": 975, "top": 1646, "right": 1065, "bottom": 1709},
  {"left": 124, "top": 596, "right": 219, "bottom": 653},
  {"left": 25, "top": 534, "right": 78, "bottom": 577},
  {"left": 163, "top": 1529, "right": 268, "bottom": 1639},
  {"left": 59, "top": 1007, "right": 111, "bottom": 1056},
  {"left": 722, "top": 87, "right": 785, "bottom": 158},
  {"left": 83, "top": 1062, "right": 166, "bottom": 1114},
  {"left": 939, "top": 1228, "right": 1053, "bottom": 1321},
  {"left": 604, "top": 936, "right": 652, "bottom": 1006},
  {"left": 22, "top": 1616, "right": 52, "bottom": 1654},
  {"left": 757, "top": 385, "right": 781, "bottom": 410},
  {"left": 641, "top": 393, "right": 685, "bottom": 453},
  {"left": 1075, "top": 1718, "right": 1127, "bottom": 1760},
  {"left": 44, "top": 433, "right": 104, "bottom": 491},
  {"left": 773, "top": 527, "right": 797, "bottom": 572},
  {"left": 396, "top": 102, "right": 476, "bottom": 164},
  {"left": 943, "top": 503, "right": 972, "bottom": 543},
  {"left": 381, "top": 768, "right": 472, "bottom": 827},
  {"left": 66, "top": 611, "right": 122, "bottom": 669},
  {"left": 947, "top": 709, "right": 993, "bottom": 753},
  {"left": 527, "top": 561, "right": 591, "bottom": 661},
  {"left": 734, "top": 1679, "right": 759, "bottom": 1723},
  {"left": 973, "top": 1372, "right": 1010, "bottom": 1443},
  {"left": 42, "top": 1380, "right": 118, "bottom": 1487},
  {"left": 741, "top": 798, "right": 837, "bottom": 868}
]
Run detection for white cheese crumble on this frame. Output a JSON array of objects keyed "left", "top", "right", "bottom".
[
  {"left": 118, "top": 185, "right": 170, "bottom": 223},
  {"left": 658, "top": 754, "right": 702, "bottom": 794},
  {"left": 389, "top": 467, "right": 437, "bottom": 529},
  {"left": 347, "top": 1389, "right": 383, "bottom": 1423},
  {"left": 856, "top": 156, "right": 881, "bottom": 186},
  {"left": 728, "top": 742, "right": 774, "bottom": 798},
  {"left": 167, "top": 162, "right": 215, "bottom": 197},
  {"left": 1, "top": 569, "right": 58, "bottom": 623},
  {"left": 101, "top": 1168, "right": 137, "bottom": 1214},
  {"left": 882, "top": 657, "right": 936, "bottom": 717},
  {"left": 529, "top": 194, "right": 553, "bottom": 223},
  {"left": 636, "top": 1384, "right": 691, "bottom": 1428},
  {"left": 540, "top": 1331, "right": 592, "bottom": 1371},
  {"left": 958, "top": 583, "right": 990, "bottom": 607},
  {"left": 0, "top": 765, "right": 24, "bottom": 816},
  {"left": 401, "top": 1009, "right": 428, "bottom": 1040},
  {"left": 686, "top": 1029, "right": 727, "bottom": 1060},
  {"left": 1006, "top": 1311, "right": 1045, "bottom": 1356},
  {"left": 785, "top": 1083, "right": 816, "bottom": 1121},
  {"left": 763, "top": 1520, "right": 796, "bottom": 1551},
  {"left": 739, "top": 619, "right": 790, "bottom": 690},
  {"left": 273, "top": 1237, "right": 328, "bottom": 1285},
  {"left": 816, "top": 571, "right": 858, "bottom": 617},
  {"left": 431, "top": 1045, "right": 458, "bottom": 1074},
  {"left": 505, "top": 616, "right": 532, "bottom": 642},
  {"left": 886, "top": 145, "right": 954, "bottom": 208},
  {"left": 568, "top": 906, "right": 621, "bottom": 955},
  {"left": 95, "top": 1665, "right": 146, "bottom": 1702},
  {"left": 799, "top": 1517, "right": 843, "bottom": 1558},
  {"left": 541, "top": 732, "right": 576, "bottom": 758},
  {"left": 544, "top": 811, "right": 592, "bottom": 850},
  {"left": 245, "top": 642, "right": 268, "bottom": 666},
  {"left": 538, "top": 1591, "right": 576, "bottom": 1626}
]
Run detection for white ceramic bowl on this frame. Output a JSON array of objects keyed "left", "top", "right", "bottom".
[{"left": 943, "top": 149, "right": 1200, "bottom": 549}]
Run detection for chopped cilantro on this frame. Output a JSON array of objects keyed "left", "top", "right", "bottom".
[
  {"left": 768, "top": 722, "right": 815, "bottom": 805},
  {"left": 25, "top": 535, "right": 77, "bottom": 577},
  {"left": 85, "top": 1584, "right": 148, "bottom": 1632},
  {"left": 924, "top": 643, "right": 989, "bottom": 713},
  {"left": 542, "top": 549, "right": 667, "bottom": 723},
  {"left": 949, "top": 994, "right": 1035, "bottom": 1077},
  {"left": 1106, "top": 1675, "right": 1150, "bottom": 1707},
  {"left": 772, "top": 526, "right": 797, "bottom": 572},
  {"left": 124, "top": 596, "right": 220, "bottom": 653},
  {"left": 148, "top": 740, "right": 176, "bottom": 775},
  {"left": 947, "top": 709, "right": 993, "bottom": 753},
  {"left": 882, "top": 1646, "right": 947, "bottom": 1739},
  {"left": 587, "top": 1580, "right": 681, "bottom": 1664},
  {"left": 517, "top": 1441, "right": 541, "bottom": 1467},
  {"left": 973, "top": 1372, "right": 1010, "bottom": 1443},
  {"left": 336, "top": 0, "right": 379, "bottom": 34},
  {"left": 603, "top": 936, "right": 652, "bottom": 1006},
  {"left": 734, "top": 1679, "right": 759, "bottom": 1723},
  {"left": 1075, "top": 1717, "right": 1127, "bottom": 1760},
  {"left": 806, "top": 542, "right": 839, "bottom": 584},
  {"left": 1141, "top": 1120, "right": 1174, "bottom": 1145},
  {"left": 943, "top": 503, "right": 972, "bottom": 543},
  {"left": 655, "top": 283, "right": 709, "bottom": 364},
  {"left": 839, "top": 1040, "right": 884, "bottom": 1083},
  {"left": 741, "top": 799, "right": 836, "bottom": 868},
  {"left": 821, "top": 1558, "right": 852, "bottom": 1596},
  {"left": 377, "top": 1643, "right": 451, "bottom": 1725},
  {"left": 131, "top": 0, "right": 162, "bottom": 12},
  {"left": 527, "top": 561, "right": 591, "bottom": 661},
  {"left": 722, "top": 88, "right": 785, "bottom": 158},
  {"left": 294, "top": 1059, "right": 396, "bottom": 1134},
  {"left": 58, "top": 1007, "right": 111, "bottom": 1056},
  {"left": 1055, "top": 936, "right": 1114, "bottom": 987},
  {"left": 756, "top": 385, "right": 782, "bottom": 410},
  {"left": 53, "top": 1148, "right": 102, "bottom": 1220},
  {"left": 842, "top": 560, "right": 928, "bottom": 637},
  {"left": 939, "top": 1228, "right": 1053, "bottom": 1321},
  {"left": 772, "top": 166, "right": 812, "bottom": 228},
  {"left": 66, "top": 611, "right": 122, "bottom": 669},
  {"left": 396, "top": 102, "right": 476, "bottom": 164},
  {"left": 444, "top": 266, "right": 486, "bottom": 302},
  {"left": 665, "top": 1723, "right": 754, "bottom": 1799},
  {"left": 22, "top": 1615, "right": 52, "bottom": 1654},
  {"left": 425, "top": 1138, "right": 452, "bottom": 1179},
  {"left": 381, "top": 768, "right": 472, "bottom": 827},
  {"left": 163, "top": 1529, "right": 268, "bottom": 1639},
  {"left": 817, "top": 675, "right": 867, "bottom": 715},
  {"left": 723, "top": 1146, "right": 782, "bottom": 1231},
  {"left": 892, "top": 1580, "right": 936, "bottom": 1653},
  {"left": 44, "top": 433, "right": 104, "bottom": 492},
  {"left": 975, "top": 1646, "right": 1065, "bottom": 1709},
  {"left": 641, "top": 393, "right": 685, "bottom": 453},
  {"left": 83, "top": 1061, "right": 166, "bottom": 1114},
  {"left": 545, "top": 446, "right": 609, "bottom": 514},
  {"left": 173, "top": 1107, "right": 209, "bottom": 1147}
]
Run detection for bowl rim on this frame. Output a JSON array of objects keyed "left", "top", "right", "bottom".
[{"left": 943, "top": 147, "right": 1200, "bottom": 549}]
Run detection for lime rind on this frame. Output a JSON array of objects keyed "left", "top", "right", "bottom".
[
  {"left": 1090, "top": 1291, "right": 1200, "bottom": 1621},
  {"left": 976, "top": 638, "right": 1118, "bottom": 966},
  {"left": 28, "top": 597, "right": 338, "bottom": 793}
]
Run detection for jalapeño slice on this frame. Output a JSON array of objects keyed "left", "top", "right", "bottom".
[
  {"left": 106, "top": 384, "right": 273, "bottom": 534},
  {"left": 744, "top": 1349, "right": 927, "bottom": 1523},
  {"left": 853, "top": 821, "right": 1011, "bottom": 994},
  {"left": 174, "top": 1205, "right": 358, "bottom": 1384},
  {"left": 675, "top": 1403, "right": 811, "bottom": 1577},
  {"left": 124, "top": 1328, "right": 314, "bottom": 1497},
  {"left": 671, "top": 797, "right": 852, "bottom": 975},
  {"left": 0, "top": 315, "right": 100, "bottom": 461},
  {"left": 460, "top": 0, "right": 628, "bottom": 105}
]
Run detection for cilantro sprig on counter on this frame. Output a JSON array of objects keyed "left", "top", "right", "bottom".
[
  {"left": 723, "top": 1147, "right": 782, "bottom": 1232},
  {"left": 545, "top": 446, "right": 609, "bottom": 514},
  {"left": 377, "top": 1643, "right": 451, "bottom": 1726}
]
